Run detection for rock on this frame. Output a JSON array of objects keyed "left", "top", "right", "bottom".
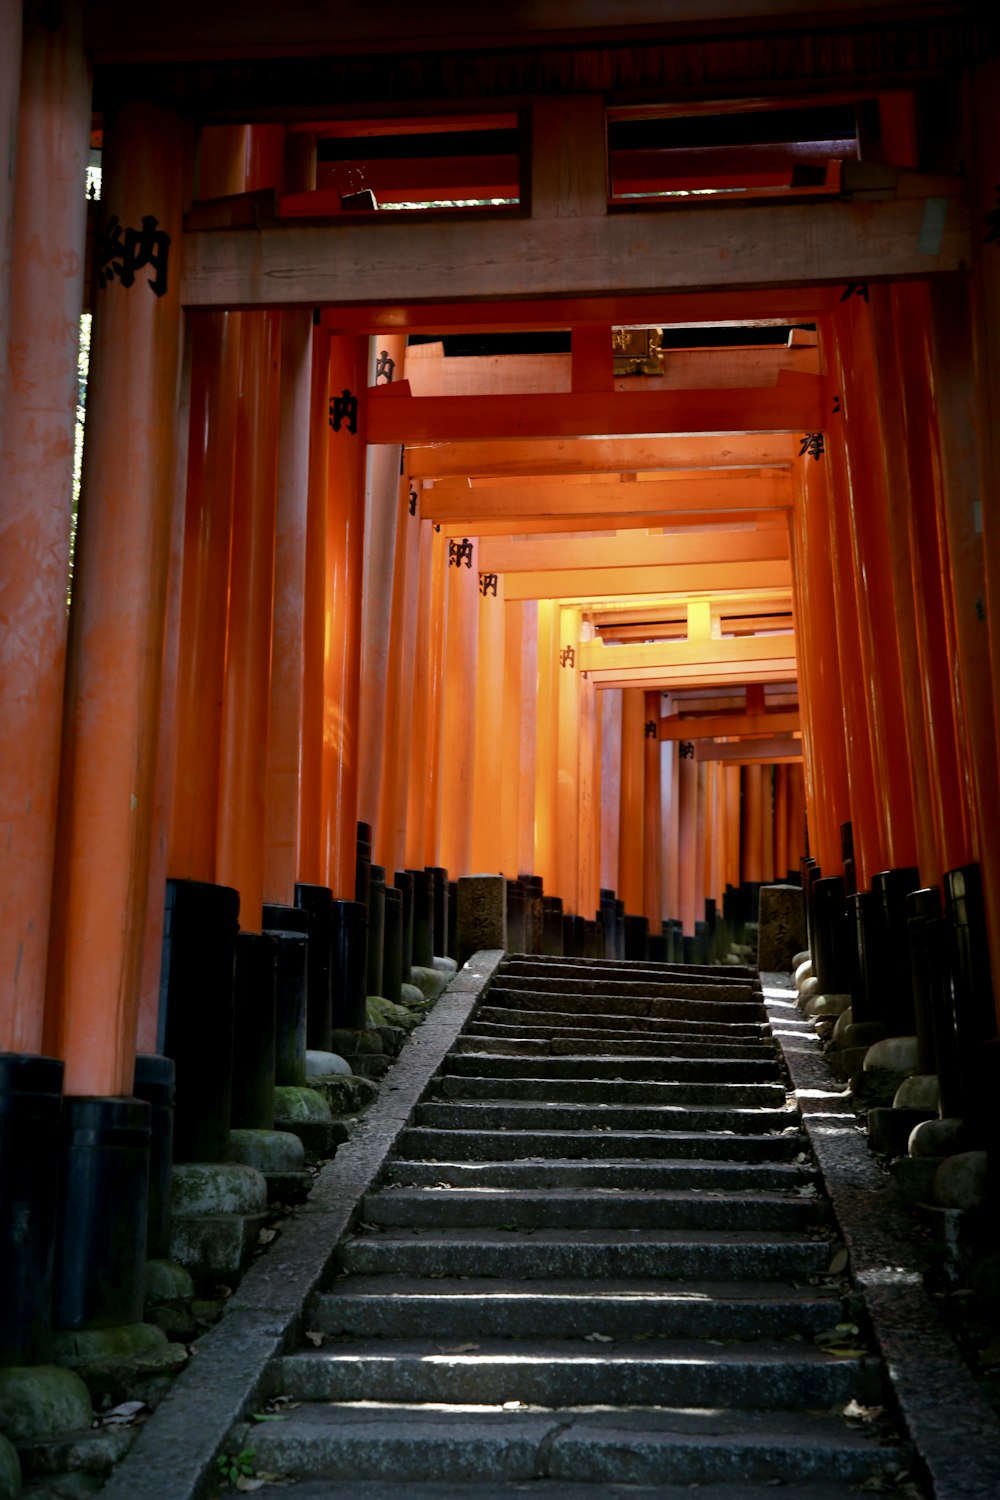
[
  {"left": 170, "top": 1162, "right": 267, "bottom": 1216},
  {"left": 794, "top": 960, "right": 813, "bottom": 990},
  {"left": 908, "top": 1116, "right": 972, "bottom": 1158},
  {"left": 839, "top": 1021, "right": 887, "bottom": 1052},
  {"left": 142, "top": 1259, "right": 194, "bottom": 1304},
  {"left": 798, "top": 975, "right": 821, "bottom": 1005},
  {"left": 0, "top": 1434, "right": 20, "bottom": 1499},
  {"left": 933, "top": 1150, "right": 990, "bottom": 1210},
  {"left": 863, "top": 1035, "right": 919, "bottom": 1075},
  {"left": 329, "top": 1028, "right": 383, "bottom": 1056},
  {"left": 792, "top": 950, "right": 811, "bottom": 971},
  {"left": 273, "top": 1085, "right": 333, "bottom": 1122},
  {"left": 308, "top": 1074, "right": 378, "bottom": 1115},
  {"left": 305, "top": 1049, "right": 352, "bottom": 1077},
  {"left": 410, "top": 965, "right": 449, "bottom": 1000},
  {"left": 0, "top": 1367, "right": 91, "bottom": 1444},
  {"left": 432, "top": 956, "right": 458, "bottom": 974},
  {"left": 756, "top": 884, "right": 807, "bottom": 973},
  {"left": 228, "top": 1128, "right": 306, "bottom": 1173},
  {"left": 893, "top": 1074, "right": 940, "bottom": 1112},
  {"left": 367, "top": 995, "right": 421, "bottom": 1030},
  {"left": 802, "top": 991, "right": 851, "bottom": 1018},
  {"left": 455, "top": 874, "right": 508, "bottom": 968},
  {"left": 400, "top": 982, "right": 425, "bottom": 1005},
  {"left": 831, "top": 1007, "right": 854, "bottom": 1042}
]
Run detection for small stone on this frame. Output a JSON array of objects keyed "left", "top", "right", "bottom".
[
  {"left": 432, "top": 956, "right": 458, "bottom": 974},
  {"left": 0, "top": 1366, "right": 92, "bottom": 1444},
  {"left": 142, "top": 1259, "right": 194, "bottom": 1304},
  {"left": 410, "top": 966, "right": 449, "bottom": 1000},
  {"left": 273, "top": 1086, "right": 333, "bottom": 1123},
  {"left": 803, "top": 992, "right": 852, "bottom": 1018},
  {"left": 832, "top": 1008, "right": 854, "bottom": 1042},
  {"left": 792, "top": 950, "right": 811, "bottom": 971},
  {"left": 908, "top": 1116, "right": 971, "bottom": 1158},
  {"left": 794, "top": 960, "right": 814, "bottom": 990},
  {"left": 933, "top": 1150, "right": 990, "bottom": 1210},
  {"left": 228, "top": 1128, "right": 306, "bottom": 1173},
  {"left": 400, "top": 982, "right": 425, "bottom": 1005},
  {"left": 799, "top": 975, "right": 822, "bottom": 1004},
  {"left": 863, "top": 1035, "right": 920, "bottom": 1075},
  {"left": 893, "top": 1074, "right": 940, "bottom": 1112},
  {"left": 171, "top": 1163, "right": 267, "bottom": 1216},
  {"left": 305, "top": 1050, "right": 352, "bottom": 1077}
]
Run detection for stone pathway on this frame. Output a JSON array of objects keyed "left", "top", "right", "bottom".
[{"left": 232, "top": 955, "right": 911, "bottom": 1496}]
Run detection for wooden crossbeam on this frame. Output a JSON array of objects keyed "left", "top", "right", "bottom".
[
  {"left": 481, "top": 527, "right": 788, "bottom": 576},
  {"left": 369, "top": 387, "right": 824, "bottom": 444},
  {"left": 588, "top": 660, "right": 798, "bottom": 689},
  {"left": 659, "top": 709, "right": 800, "bottom": 740},
  {"left": 439, "top": 510, "right": 783, "bottom": 537},
  {"left": 406, "top": 434, "right": 800, "bottom": 479},
  {"left": 503, "top": 558, "right": 793, "bottom": 601},
  {"left": 181, "top": 196, "right": 969, "bottom": 309},
  {"left": 694, "top": 736, "right": 803, "bottom": 764},
  {"left": 423, "top": 470, "right": 791, "bottom": 521},
  {"left": 579, "top": 634, "right": 796, "bottom": 674}
]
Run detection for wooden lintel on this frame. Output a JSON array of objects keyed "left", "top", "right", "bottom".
[
  {"left": 423, "top": 471, "right": 791, "bottom": 521},
  {"left": 482, "top": 528, "right": 789, "bottom": 576},
  {"left": 659, "top": 708, "right": 801, "bottom": 740},
  {"left": 181, "top": 195, "right": 969, "bottom": 310},
  {"left": 439, "top": 509, "right": 781, "bottom": 537},
  {"left": 503, "top": 558, "right": 792, "bottom": 602},
  {"left": 589, "top": 660, "right": 798, "bottom": 690},
  {"left": 406, "top": 434, "right": 799, "bottom": 479},
  {"left": 370, "top": 387, "right": 824, "bottom": 444},
  {"left": 579, "top": 633, "right": 796, "bottom": 674},
  {"left": 694, "top": 736, "right": 803, "bottom": 764}
]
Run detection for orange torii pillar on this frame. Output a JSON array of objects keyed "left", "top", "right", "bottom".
[
  {"left": 789, "top": 453, "right": 851, "bottom": 875},
  {"left": 577, "top": 624, "right": 600, "bottom": 923},
  {"left": 677, "top": 733, "right": 699, "bottom": 937},
  {"left": 928, "top": 277, "right": 1000, "bottom": 1002},
  {"left": 820, "top": 375, "right": 885, "bottom": 888},
  {"left": 534, "top": 598, "right": 560, "bottom": 894},
  {"left": 263, "top": 310, "right": 314, "bottom": 905},
  {"left": 499, "top": 599, "right": 525, "bottom": 877},
  {"left": 555, "top": 607, "right": 582, "bottom": 913},
  {"left": 297, "top": 320, "right": 331, "bottom": 883},
  {"left": 618, "top": 688, "right": 645, "bottom": 917},
  {"left": 724, "top": 763, "right": 742, "bottom": 895},
  {"left": 0, "top": 5, "right": 89, "bottom": 1056},
  {"left": 45, "top": 102, "right": 187, "bottom": 1096},
  {"left": 694, "top": 763, "right": 708, "bottom": 933},
  {"left": 827, "top": 301, "right": 920, "bottom": 874},
  {"left": 788, "top": 764, "right": 806, "bottom": 871},
  {"left": 600, "top": 689, "right": 623, "bottom": 894},
  {"left": 404, "top": 522, "right": 447, "bottom": 868},
  {"left": 377, "top": 475, "right": 423, "bottom": 876},
  {"left": 439, "top": 535, "right": 480, "bottom": 879},
  {"left": 889, "top": 282, "right": 971, "bottom": 877},
  {"left": 643, "top": 690, "right": 662, "bottom": 936},
  {"left": 742, "top": 765, "right": 764, "bottom": 889},
  {"left": 760, "top": 766, "right": 775, "bottom": 885},
  {"left": 322, "top": 335, "right": 368, "bottom": 901},
  {"left": 358, "top": 335, "right": 407, "bottom": 846},
  {"left": 774, "top": 765, "right": 789, "bottom": 884},
  {"left": 471, "top": 570, "right": 506, "bottom": 872},
  {"left": 661, "top": 737, "right": 680, "bottom": 924},
  {"left": 516, "top": 602, "right": 539, "bottom": 877}
]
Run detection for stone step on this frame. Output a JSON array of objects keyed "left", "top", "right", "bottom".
[
  {"left": 396, "top": 1126, "right": 808, "bottom": 1162},
  {"left": 430, "top": 1075, "right": 789, "bottom": 1109},
  {"left": 235, "top": 1404, "right": 902, "bottom": 1487},
  {"left": 360, "top": 1186, "right": 825, "bottom": 1232},
  {"left": 246, "top": 1480, "right": 895, "bottom": 1500},
  {"left": 493, "top": 971, "right": 757, "bottom": 999},
  {"left": 458, "top": 1030, "right": 775, "bottom": 1059},
  {"left": 337, "top": 1228, "right": 834, "bottom": 1282},
  {"left": 444, "top": 1052, "right": 781, "bottom": 1082},
  {"left": 273, "top": 1339, "right": 877, "bottom": 1409},
  {"left": 309, "top": 1276, "right": 842, "bottom": 1342},
  {"left": 383, "top": 1159, "right": 818, "bottom": 1192},
  {"left": 487, "top": 985, "right": 764, "bottom": 1023},
  {"left": 474, "top": 1005, "right": 767, "bottom": 1039},
  {"left": 501, "top": 957, "right": 757, "bottom": 983},
  {"left": 414, "top": 1100, "right": 798, "bottom": 1134}
]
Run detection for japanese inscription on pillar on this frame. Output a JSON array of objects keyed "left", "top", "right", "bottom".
[
  {"left": 375, "top": 350, "right": 396, "bottom": 384},
  {"left": 449, "top": 537, "right": 474, "bottom": 568},
  {"left": 559, "top": 645, "right": 575, "bottom": 668},
  {"left": 644, "top": 720, "right": 658, "bottom": 739},
  {"left": 479, "top": 572, "right": 498, "bottom": 597},
  {"left": 840, "top": 283, "right": 869, "bottom": 303},
  {"left": 97, "top": 214, "right": 171, "bottom": 297},
  {"left": 329, "top": 389, "right": 359, "bottom": 434},
  {"left": 408, "top": 489, "right": 418, "bottom": 516},
  {"left": 679, "top": 740, "right": 695, "bottom": 759},
  {"left": 799, "top": 433, "right": 825, "bottom": 462}
]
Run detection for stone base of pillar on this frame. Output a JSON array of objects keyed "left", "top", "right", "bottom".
[{"left": 456, "top": 875, "right": 508, "bottom": 968}]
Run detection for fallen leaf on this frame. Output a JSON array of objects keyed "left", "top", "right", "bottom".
[
  {"left": 236, "top": 1479, "right": 266, "bottom": 1493},
  {"left": 100, "top": 1400, "right": 147, "bottom": 1426},
  {"left": 440, "top": 1341, "right": 480, "bottom": 1353},
  {"left": 584, "top": 1332, "right": 613, "bottom": 1343},
  {"left": 258, "top": 1228, "right": 277, "bottom": 1245},
  {"left": 304, "top": 1329, "right": 327, "bottom": 1347},
  {"left": 827, "top": 1248, "right": 849, "bottom": 1275},
  {"left": 502, "top": 1400, "right": 522, "bottom": 1410},
  {"left": 251, "top": 1412, "right": 288, "bottom": 1423}
]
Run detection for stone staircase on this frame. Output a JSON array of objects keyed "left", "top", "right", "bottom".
[{"left": 232, "top": 954, "right": 911, "bottom": 1496}]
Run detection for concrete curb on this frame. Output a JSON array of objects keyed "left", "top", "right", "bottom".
[
  {"left": 762, "top": 972, "right": 1000, "bottom": 1500},
  {"left": 95, "top": 951, "right": 505, "bottom": 1500}
]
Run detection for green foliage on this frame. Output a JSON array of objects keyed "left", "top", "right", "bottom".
[{"left": 216, "top": 1447, "right": 255, "bottom": 1487}]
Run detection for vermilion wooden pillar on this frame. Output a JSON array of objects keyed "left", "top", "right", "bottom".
[
  {"left": 263, "top": 310, "right": 313, "bottom": 905},
  {"left": 788, "top": 763, "right": 806, "bottom": 872},
  {"left": 662, "top": 738, "right": 679, "bottom": 923},
  {"left": 828, "top": 300, "right": 919, "bottom": 872},
  {"left": 556, "top": 607, "right": 582, "bottom": 911},
  {"left": 500, "top": 599, "right": 524, "bottom": 877},
  {"left": 760, "top": 766, "right": 775, "bottom": 884},
  {"left": 404, "top": 520, "right": 436, "bottom": 869},
  {"left": 376, "top": 475, "right": 422, "bottom": 875},
  {"left": 742, "top": 765, "right": 764, "bottom": 886},
  {"left": 358, "top": 335, "right": 406, "bottom": 845},
  {"left": 642, "top": 690, "right": 662, "bottom": 933},
  {"left": 577, "top": 625, "right": 599, "bottom": 920},
  {"left": 724, "top": 764, "right": 741, "bottom": 893},
  {"left": 821, "top": 351, "right": 885, "bottom": 887},
  {"left": 297, "top": 320, "right": 330, "bottom": 883},
  {"left": 534, "top": 599, "right": 560, "bottom": 892},
  {"left": 600, "top": 689, "right": 622, "bottom": 894},
  {"left": 45, "top": 102, "right": 187, "bottom": 1094},
  {"left": 789, "top": 455, "right": 851, "bottom": 874},
  {"left": 618, "top": 689, "right": 645, "bottom": 915},
  {"left": 774, "top": 766, "right": 789, "bottom": 882},
  {"left": 214, "top": 310, "right": 281, "bottom": 932},
  {"left": 0, "top": 4, "right": 88, "bottom": 1053},
  {"left": 694, "top": 763, "right": 708, "bottom": 924},
  {"left": 677, "top": 732, "right": 698, "bottom": 935},
  {"left": 890, "top": 281, "right": 971, "bottom": 876},
  {"left": 322, "top": 334, "right": 368, "bottom": 899},
  {"left": 439, "top": 535, "right": 480, "bottom": 879},
  {"left": 471, "top": 571, "right": 506, "bottom": 873},
  {"left": 517, "top": 603, "right": 539, "bottom": 876}
]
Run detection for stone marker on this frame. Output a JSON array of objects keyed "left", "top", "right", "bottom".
[
  {"left": 455, "top": 874, "right": 508, "bottom": 968},
  {"left": 757, "top": 884, "right": 806, "bottom": 973}
]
